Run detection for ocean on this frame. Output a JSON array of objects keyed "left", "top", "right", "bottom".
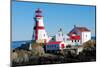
[
  {"left": 11, "top": 40, "right": 31, "bottom": 49},
  {"left": 91, "top": 36, "right": 96, "bottom": 40}
]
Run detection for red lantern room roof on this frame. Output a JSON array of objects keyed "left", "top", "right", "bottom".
[
  {"left": 35, "top": 8, "right": 42, "bottom": 17},
  {"left": 35, "top": 8, "right": 42, "bottom": 13},
  {"left": 36, "top": 15, "right": 42, "bottom": 17}
]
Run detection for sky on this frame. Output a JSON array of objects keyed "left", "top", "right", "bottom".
[{"left": 12, "top": 1, "right": 96, "bottom": 41}]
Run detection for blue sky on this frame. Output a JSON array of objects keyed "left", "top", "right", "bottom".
[{"left": 12, "top": 1, "right": 96, "bottom": 41}]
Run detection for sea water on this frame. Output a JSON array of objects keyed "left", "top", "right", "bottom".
[{"left": 11, "top": 40, "right": 31, "bottom": 49}]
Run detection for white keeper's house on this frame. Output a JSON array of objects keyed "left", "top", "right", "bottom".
[
  {"left": 54, "top": 25, "right": 91, "bottom": 46},
  {"left": 68, "top": 25, "right": 91, "bottom": 45}
]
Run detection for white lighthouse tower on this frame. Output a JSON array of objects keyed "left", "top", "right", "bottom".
[{"left": 33, "top": 8, "right": 49, "bottom": 43}]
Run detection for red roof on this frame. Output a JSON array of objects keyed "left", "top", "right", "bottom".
[
  {"left": 47, "top": 41, "right": 62, "bottom": 45},
  {"left": 76, "top": 27, "right": 90, "bottom": 32},
  {"left": 69, "top": 36, "right": 80, "bottom": 40},
  {"left": 68, "top": 26, "right": 90, "bottom": 36}
]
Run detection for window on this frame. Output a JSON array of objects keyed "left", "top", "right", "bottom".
[
  {"left": 56, "top": 45, "right": 58, "bottom": 48},
  {"left": 62, "top": 33, "right": 63, "bottom": 36},
  {"left": 63, "top": 38, "right": 65, "bottom": 41},
  {"left": 54, "top": 45, "right": 56, "bottom": 48},
  {"left": 86, "top": 35, "right": 87, "bottom": 37},
  {"left": 78, "top": 40, "right": 79, "bottom": 42},
  {"left": 48, "top": 45, "right": 50, "bottom": 48},
  {"left": 44, "top": 34, "right": 45, "bottom": 37},
  {"left": 75, "top": 40, "right": 76, "bottom": 42},
  {"left": 47, "top": 45, "right": 49, "bottom": 48},
  {"left": 67, "top": 39, "right": 70, "bottom": 41},
  {"left": 72, "top": 40, "right": 73, "bottom": 42},
  {"left": 51, "top": 45, "right": 52, "bottom": 48}
]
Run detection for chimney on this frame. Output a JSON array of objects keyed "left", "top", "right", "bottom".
[
  {"left": 59, "top": 28, "right": 62, "bottom": 31},
  {"left": 74, "top": 25, "right": 76, "bottom": 28}
]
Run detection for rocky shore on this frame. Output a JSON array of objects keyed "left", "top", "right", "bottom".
[{"left": 11, "top": 40, "right": 96, "bottom": 67}]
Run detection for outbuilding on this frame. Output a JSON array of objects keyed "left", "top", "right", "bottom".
[{"left": 45, "top": 41, "right": 66, "bottom": 51}]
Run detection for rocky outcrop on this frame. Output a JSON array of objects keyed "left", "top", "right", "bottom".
[
  {"left": 31, "top": 43, "right": 45, "bottom": 56},
  {"left": 83, "top": 40, "right": 96, "bottom": 48},
  {"left": 11, "top": 49, "right": 31, "bottom": 64},
  {"left": 11, "top": 40, "right": 96, "bottom": 66}
]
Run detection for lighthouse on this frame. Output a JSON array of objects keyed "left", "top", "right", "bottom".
[{"left": 33, "top": 8, "right": 49, "bottom": 43}]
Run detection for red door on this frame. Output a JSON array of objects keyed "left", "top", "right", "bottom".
[{"left": 61, "top": 44, "right": 65, "bottom": 49}]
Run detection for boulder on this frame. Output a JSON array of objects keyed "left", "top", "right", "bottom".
[
  {"left": 31, "top": 43, "right": 45, "bottom": 56},
  {"left": 11, "top": 49, "right": 31, "bottom": 64}
]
